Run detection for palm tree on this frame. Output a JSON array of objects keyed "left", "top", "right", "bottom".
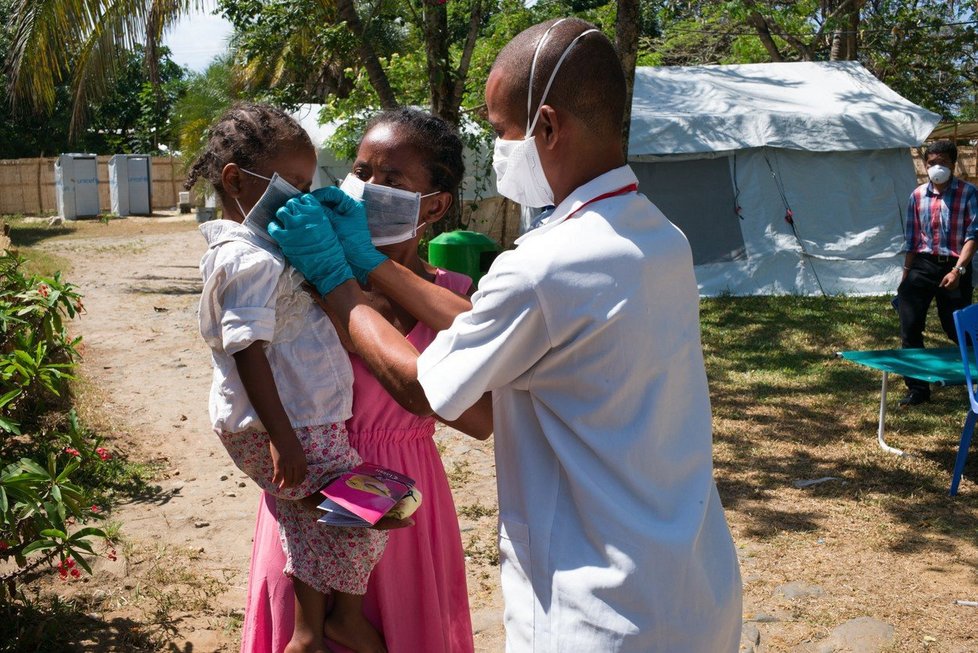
[
  {"left": 226, "top": 0, "right": 358, "bottom": 103},
  {"left": 5, "top": 0, "right": 203, "bottom": 136},
  {"left": 171, "top": 53, "right": 240, "bottom": 169}
]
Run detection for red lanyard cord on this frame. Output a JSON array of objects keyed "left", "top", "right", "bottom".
[{"left": 567, "top": 183, "right": 638, "bottom": 220}]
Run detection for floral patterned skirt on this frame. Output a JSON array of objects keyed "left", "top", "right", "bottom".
[{"left": 218, "top": 423, "right": 386, "bottom": 595}]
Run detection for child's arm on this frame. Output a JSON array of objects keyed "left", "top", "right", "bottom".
[{"left": 233, "top": 342, "right": 307, "bottom": 489}]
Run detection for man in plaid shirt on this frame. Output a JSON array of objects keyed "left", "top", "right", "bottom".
[{"left": 897, "top": 139, "right": 978, "bottom": 406}]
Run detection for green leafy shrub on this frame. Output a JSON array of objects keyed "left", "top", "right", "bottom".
[{"left": 0, "top": 252, "right": 111, "bottom": 598}]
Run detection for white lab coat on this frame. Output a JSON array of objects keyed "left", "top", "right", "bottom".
[{"left": 418, "top": 166, "right": 742, "bottom": 652}]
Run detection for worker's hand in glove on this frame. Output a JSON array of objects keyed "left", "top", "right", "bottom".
[
  {"left": 268, "top": 194, "right": 354, "bottom": 296},
  {"left": 311, "top": 186, "right": 388, "bottom": 284}
]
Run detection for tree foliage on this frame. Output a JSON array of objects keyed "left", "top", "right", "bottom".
[
  {"left": 648, "top": 0, "right": 977, "bottom": 119},
  {"left": 217, "top": 0, "right": 362, "bottom": 106},
  {"left": 5, "top": 0, "right": 203, "bottom": 136},
  {"left": 1, "top": 0, "right": 187, "bottom": 157},
  {"left": 860, "top": 0, "right": 978, "bottom": 119},
  {"left": 5, "top": 0, "right": 975, "bottom": 159},
  {"left": 84, "top": 45, "right": 186, "bottom": 154}
]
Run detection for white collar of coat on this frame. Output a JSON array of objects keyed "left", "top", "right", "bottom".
[{"left": 514, "top": 165, "right": 639, "bottom": 246}]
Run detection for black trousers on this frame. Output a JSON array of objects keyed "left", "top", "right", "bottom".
[{"left": 897, "top": 253, "right": 973, "bottom": 395}]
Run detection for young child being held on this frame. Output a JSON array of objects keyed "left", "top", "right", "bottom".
[{"left": 188, "top": 102, "right": 387, "bottom": 653}]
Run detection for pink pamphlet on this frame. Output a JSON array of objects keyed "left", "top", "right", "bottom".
[{"left": 317, "top": 463, "right": 416, "bottom": 527}]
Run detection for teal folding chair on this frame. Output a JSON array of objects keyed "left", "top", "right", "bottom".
[{"left": 951, "top": 305, "right": 978, "bottom": 496}]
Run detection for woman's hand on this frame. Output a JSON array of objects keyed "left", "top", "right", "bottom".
[
  {"left": 372, "top": 516, "right": 414, "bottom": 530},
  {"left": 269, "top": 194, "right": 354, "bottom": 295},
  {"left": 312, "top": 186, "right": 387, "bottom": 284},
  {"left": 268, "top": 430, "right": 308, "bottom": 489}
]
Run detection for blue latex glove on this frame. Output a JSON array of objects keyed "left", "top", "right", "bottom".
[
  {"left": 268, "top": 194, "right": 353, "bottom": 296},
  {"left": 311, "top": 186, "right": 388, "bottom": 284}
]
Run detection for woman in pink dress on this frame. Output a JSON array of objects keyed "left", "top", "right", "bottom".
[{"left": 240, "top": 108, "right": 486, "bottom": 653}]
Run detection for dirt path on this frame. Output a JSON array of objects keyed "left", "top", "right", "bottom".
[
  {"left": 37, "top": 215, "right": 978, "bottom": 653},
  {"left": 39, "top": 217, "right": 504, "bottom": 651}
]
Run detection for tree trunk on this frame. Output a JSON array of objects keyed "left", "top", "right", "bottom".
[
  {"left": 450, "top": 0, "right": 484, "bottom": 117},
  {"left": 748, "top": 12, "right": 785, "bottom": 62},
  {"left": 830, "top": 30, "right": 844, "bottom": 60},
  {"left": 743, "top": 0, "right": 813, "bottom": 61},
  {"left": 845, "top": 3, "right": 859, "bottom": 60},
  {"left": 424, "top": 1, "right": 456, "bottom": 125},
  {"left": 616, "top": 0, "right": 640, "bottom": 159},
  {"left": 827, "top": 0, "right": 860, "bottom": 61},
  {"left": 333, "top": 0, "right": 398, "bottom": 109}
]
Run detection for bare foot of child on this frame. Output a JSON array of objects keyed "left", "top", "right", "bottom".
[
  {"left": 283, "top": 631, "right": 330, "bottom": 653},
  {"left": 325, "top": 595, "right": 387, "bottom": 653},
  {"left": 286, "top": 579, "right": 331, "bottom": 653}
]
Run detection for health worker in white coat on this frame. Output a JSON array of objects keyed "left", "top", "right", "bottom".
[{"left": 269, "top": 17, "right": 742, "bottom": 653}]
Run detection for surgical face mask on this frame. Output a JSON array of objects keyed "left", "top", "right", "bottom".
[
  {"left": 927, "top": 164, "right": 952, "bottom": 185},
  {"left": 340, "top": 174, "right": 439, "bottom": 246},
  {"left": 235, "top": 168, "right": 302, "bottom": 231},
  {"left": 492, "top": 22, "right": 599, "bottom": 208}
]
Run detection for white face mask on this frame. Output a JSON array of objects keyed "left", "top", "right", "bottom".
[
  {"left": 340, "top": 174, "right": 439, "bottom": 246},
  {"left": 235, "top": 168, "right": 302, "bottom": 231},
  {"left": 927, "top": 164, "right": 952, "bottom": 185},
  {"left": 492, "top": 22, "right": 599, "bottom": 208}
]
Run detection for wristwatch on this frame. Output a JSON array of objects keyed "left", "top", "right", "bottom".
[{"left": 954, "top": 265, "right": 967, "bottom": 274}]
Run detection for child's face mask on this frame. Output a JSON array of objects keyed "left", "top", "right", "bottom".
[
  {"left": 339, "top": 174, "right": 439, "bottom": 246},
  {"left": 236, "top": 168, "right": 302, "bottom": 231}
]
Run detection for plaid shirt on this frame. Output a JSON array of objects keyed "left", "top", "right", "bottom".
[{"left": 904, "top": 177, "right": 978, "bottom": 257}]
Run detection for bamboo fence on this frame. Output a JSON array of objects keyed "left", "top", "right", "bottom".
[{"left": 0, "top": 155, "right": 185, "bottom": 216}]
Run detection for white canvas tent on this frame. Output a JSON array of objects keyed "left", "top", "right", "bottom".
[
  {"left": 289, "top": 105, "right": 351, "bottom": 190},
  {"left": 627, "top": 61, "right": 941, "bottom": 296}
]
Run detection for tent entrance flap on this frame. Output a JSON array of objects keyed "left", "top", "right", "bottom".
[{"left": 633, "top": 157, "right": 745, "bottom": 265}]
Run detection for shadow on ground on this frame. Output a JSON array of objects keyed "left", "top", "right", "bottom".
[
  {"left": 2, "top": 598, "right": 161, "bottom": 652},
  {"left": 704, "top": 295, "right": 978, "bottom": 557}
]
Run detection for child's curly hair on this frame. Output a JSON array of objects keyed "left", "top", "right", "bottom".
[{"left": 185, "top": 102, "right": 313, "bottom": 199}]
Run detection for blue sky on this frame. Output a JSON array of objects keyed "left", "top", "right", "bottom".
[{"left": 162, "top": 2, "right": 232, "bottom": 72}]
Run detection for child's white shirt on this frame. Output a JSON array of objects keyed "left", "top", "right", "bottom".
[{"left": 198, "top": 219, "right": 353, "bottom": 433}]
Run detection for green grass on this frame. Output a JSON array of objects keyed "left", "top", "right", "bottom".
[
  {"left": 3, "top": 214, "right": 76, "bottom": 247},
  {"left": 700, "top": 295, "right": 978, "bottom": 650},
  {"left": 701, "top": 294, "right": 975, "bottom": 504},
  {"left": 447, "top": 460, "right": 474, "bottom": 486},
  {"left": 457, "top": 502, "right": 497, "bottom": 520}
]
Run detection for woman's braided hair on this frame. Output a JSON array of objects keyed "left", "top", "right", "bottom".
[
  {"left": 184, "top": 102, "right": 313, "bottom": 198},
  {"left": 364, "top": 108, "right": 464, "bottom": 194}
]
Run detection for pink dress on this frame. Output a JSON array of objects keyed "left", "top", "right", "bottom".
[{"left": 239, "top": 268, "right": 475, "bottom": 653}]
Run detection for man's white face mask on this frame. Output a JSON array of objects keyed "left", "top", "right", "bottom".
[
  {"left": 927, "top": 164, "right": 952, "bottom": 185},
  {"left": 340, "top": 174, "right": 439, "bottom": 246},
  {"left": 491, "top": 22, "right": 599, "bottom": 209}
]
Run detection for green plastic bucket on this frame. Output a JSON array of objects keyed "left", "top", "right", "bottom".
[{"left": 427, "top": 230, "right": 500, "bottom": 287}]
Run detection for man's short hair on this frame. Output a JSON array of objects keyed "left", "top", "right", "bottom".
[
  {"left": 925, "top": 139, "right": 958, "bottom": 164},
  {"left": 491, "top": 18, "right": 626, "bottom": 138}
]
